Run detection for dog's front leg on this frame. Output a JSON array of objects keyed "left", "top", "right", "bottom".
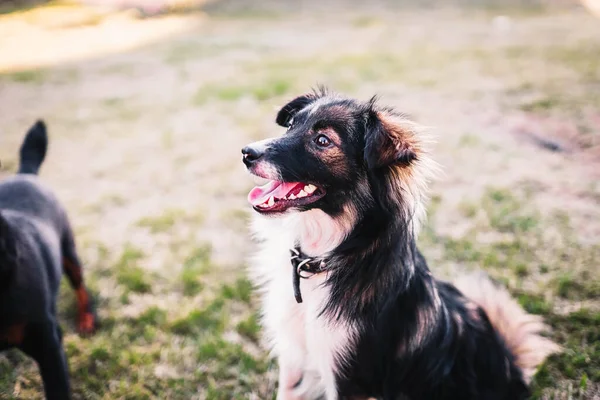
[{"left": 277, "top": 359, "right": 304, "bottom": 400}]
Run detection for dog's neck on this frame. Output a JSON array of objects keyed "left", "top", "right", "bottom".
[
  {"left": 286, "top": 205, "right": 446, "bottom": 359},
  {"left": 288, "top": 208, "right": 355, "bottom": 257},
  {"left": 316, "top": 204, "right": 430, "bottom": 321}
]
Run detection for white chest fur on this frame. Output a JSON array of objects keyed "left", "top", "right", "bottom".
[{"left": 249, "top": 210, "right": 357, "bottom": 400}]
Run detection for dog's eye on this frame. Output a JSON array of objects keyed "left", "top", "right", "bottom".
[{"left": 315, "top": 134, "right": 331, "bottom": 147}]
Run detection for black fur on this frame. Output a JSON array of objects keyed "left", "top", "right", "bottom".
[
  {"left": 275, "top": 89, "right": 322, "bottom": 128},
  {"left": 19, "top": 120, "right": 48, "bottom": 175},
  {"left": 1, "top": 121, "right": 97, "bottom": 400},
  {"left": 0, "top": 214, "right": 18, "bottom": 291},
  {"left": 244, "top": 90, "right": 531, "bottom": 399}
]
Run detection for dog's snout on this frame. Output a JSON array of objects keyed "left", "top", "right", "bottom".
[{"left": 242, "top": 145, "right": 264, "bottom": 167}]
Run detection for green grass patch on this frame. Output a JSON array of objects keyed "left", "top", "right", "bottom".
[
  {"left": 2, "top": 69, "right": 46, "bottom": 83},
  {"left": 516, "top": 292, "right": 552, "bottom": 315},
  {"left": 137, "top": 306, "right": 168, "bottom": 326},
  {"left": 137, "top": 209, "right": 187, "bottom": 233},
  {"left": 458, "top": 200, "right": 478, "bottom": 219},
  {"left": 117, "top": 267, "right": 152, "bottom": 294},
  {"left": 179, "top": 243, "right": 213, "bottom": 296},
  {"left": 482, "top": 188, "right": 540, "bottom": 233},
  {"left": 520, "top": 97, "right": 560, "bottom": 112},
  {"left": 220, "top": 276, "right": 253, "bottom": 304},
  {"left": 170, "top": 299, "right": 226, "bottom": 336},
  {"left": 196, "top": 337, "right": 271, "bottom": 393},
  {"left": 193, "top": 76, "right": 293, "bottom": 105},
  {"left": 552, "top": 273, "right": 599, "bottom": 300},
  {"left": 236, "top": 312, "right": 261, "bottom": 343},
  {"left": 531, "top": 308, "right": 600, "bottom": 399},
  {"left": 114, "top": 245, "right": 152, "bottom": 294},
  {"left": 442, "top": 237, "right": 482, "bottom": 263},
  {"left": 181, "top": 266, "right": 204, "bottom": 296}
]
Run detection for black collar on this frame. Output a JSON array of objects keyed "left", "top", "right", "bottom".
[{"left": 289, "top": 246, "right": 327, "bottom": 303}]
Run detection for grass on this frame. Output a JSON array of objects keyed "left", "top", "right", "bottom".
[
  {"left": 531, "top": 308, "right": 600, "bottom": 399},
  {"left": 114, "top": 246, "right": 152, "bottom": 294},
  {"left": 0, "top": 158, "right": 17, "bottom": 173},
  {"left": 137, "top": 209, "right": 187, "bottom": 233},
  {"left": 181, "top": 266, "right": 204, "bottom": 296},
  {"left": 1, "top": 69, "right": 46, "bottom": 83},
  {"left": 170, "top": 299, "right": 226, "bottom": 336},
  {"left": 193, "top": 77, "right": 293, "bottom": 105},
  {"left": 0, "top": 238, "right": 268, "bottom": 398},
  {"left": 219, "top": 277, "right": 253, "bottom": 304},
  {"left": 420, "top": 185, "right": 600, "bottom": 398},
  {"left": 236, "top": 312, "right": 261, "bottom": 343},
  {"left": 520, "top": 97, "right": 561, "bottom": 113}
]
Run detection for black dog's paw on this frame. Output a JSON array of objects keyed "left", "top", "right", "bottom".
[{"left": 76, "top": 291, "right": 99, "bottom": 336}]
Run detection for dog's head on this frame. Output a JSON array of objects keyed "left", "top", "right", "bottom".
[{"left": 242, "top": 89, "right": 430, "bottom": 226}]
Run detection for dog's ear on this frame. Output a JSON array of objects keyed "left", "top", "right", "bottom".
[
  {"left": 275, "top": 94, "right": 317, "bottom": 127},
  {"left": 364, "top": 110, "right": 418, "bottom": 170}
]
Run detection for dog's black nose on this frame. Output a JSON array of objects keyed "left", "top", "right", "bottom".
[{"left": 242, "top": 145, "right": 264, "bottom": 167}]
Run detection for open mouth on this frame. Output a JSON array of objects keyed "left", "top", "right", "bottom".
[{"left": 248, "top": 181, "right": 325, "bottom": 213}]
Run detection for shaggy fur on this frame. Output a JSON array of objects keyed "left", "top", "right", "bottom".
[
  {"left": 242, "top": 88, "right": 559, "bottom": 400},
  {"left": 0, "top": 121, "right": 97, "bottom": 400}
]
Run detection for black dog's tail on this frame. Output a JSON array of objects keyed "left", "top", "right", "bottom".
[
  {"left": 0, "top": 213, "right": 18, "bottom": 289},
  {"left": 18, "top": 120, "right": 48, "bottom": 175}
]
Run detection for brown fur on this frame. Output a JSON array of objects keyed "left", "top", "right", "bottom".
[
  {"left": 0, "top": 323, "right": 26, "bottom": 345},
  {"left": 376, "top": 111, "right": 421, "bottom": 167},
  {"left": 64, "top": 258, "right": 96, "bottom": 335},
  {"left": 311, "top": 127, "right": 349, "bottom": 176}
]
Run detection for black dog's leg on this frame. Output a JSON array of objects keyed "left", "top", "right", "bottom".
[
  {"left": 21, "top": 322, "right": 71, "bottom": 400},
  {"left": 61, "top": 228, "right": 97, "bottom": 335}
]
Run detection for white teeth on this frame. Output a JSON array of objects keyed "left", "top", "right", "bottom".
[
  {"left": 298, "top": 190, "right": 307, "bottom": 198},
  {"left": 305, "top": 184, "right": 316, "bottom": 194},
  {"left": 289, "top": 194, "right": 296, "bottom": 200},
  {"left": 267, "top": 196, "right": 275, "bottom": 207}
]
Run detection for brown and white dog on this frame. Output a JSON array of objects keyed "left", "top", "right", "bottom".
[{"left": 242, "top": 89, "right": 558, "bottom": 400}]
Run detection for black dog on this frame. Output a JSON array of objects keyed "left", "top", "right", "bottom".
[
  {"left": 0, "top": 121, "right": 97, "bottom": 399},
  {"left": 242, "top": 88, "right": 559, "bottom": 400}
]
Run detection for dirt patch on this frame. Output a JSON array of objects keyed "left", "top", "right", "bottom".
[{"left": 0, "top": 2, "right": 204, "bottom": 72}]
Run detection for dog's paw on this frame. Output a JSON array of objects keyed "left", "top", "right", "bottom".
[{"left": 77, "top": 312, "right": 97, "bottom": 336}]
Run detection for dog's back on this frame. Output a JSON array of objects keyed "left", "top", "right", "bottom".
[
  {"left": 0, "top": 120, "right": 66, "bottom": 225},
  {"left": 0, "top": 175, "right": 67, "bottom": 236},
  {"left": 0, "top": 121, "right": 66, "bottom": 319}
]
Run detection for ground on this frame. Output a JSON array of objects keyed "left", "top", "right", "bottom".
[{"left": 0, "top": 0, "right": 598, "bottom": 399}]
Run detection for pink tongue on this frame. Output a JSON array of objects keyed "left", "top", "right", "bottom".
[{"left": 248, "top": 181, "right": 301, "bottom": 206}]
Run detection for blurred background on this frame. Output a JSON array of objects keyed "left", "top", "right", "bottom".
[{"left": 0, "top": 0, "right": 599, "bottom": 398}]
